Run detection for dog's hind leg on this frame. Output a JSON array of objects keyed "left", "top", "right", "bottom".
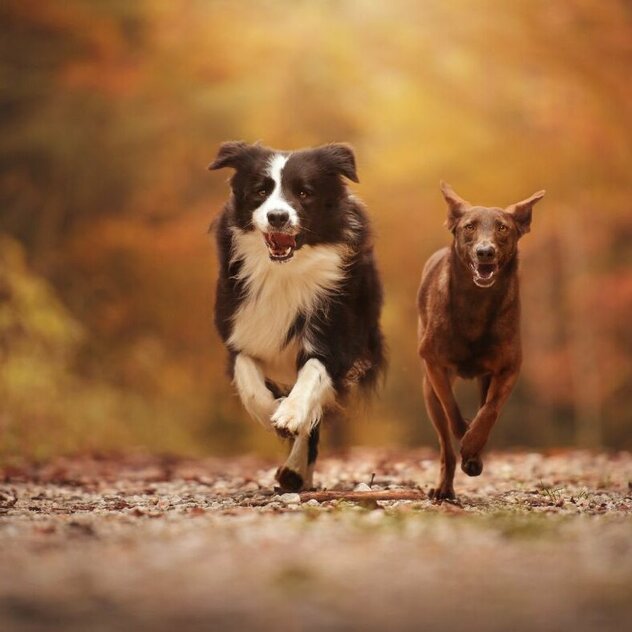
[
  {"left": 423, "top": 375, "right": 457, "bottom": 501},
  {"left": 275, "top": 425, "right": 319, "bottom": 492},
  {"left": 461, "top": 368, "right": 519, "bottom": 477}
]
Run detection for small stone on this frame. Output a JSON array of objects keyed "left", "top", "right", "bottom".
[
  {"left": 354, "top": 483, "right": 371, "bottom": 492},
  {"left": 306, "top": 499, "right": 320, "bottom": 506},
  {"left": 279, "top": 493, "right": 301, "bottom": 505}
]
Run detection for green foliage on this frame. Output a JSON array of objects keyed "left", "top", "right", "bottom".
[
  {"left": 0, "top": 234, "right": 218, "bottom": 459},
  {"left": 0, "top": 234, "right": 81, "bottom": 457}
]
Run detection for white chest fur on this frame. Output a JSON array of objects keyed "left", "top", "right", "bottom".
[{"left": 228, "top": 229, "right": 346, "bottom": 386}]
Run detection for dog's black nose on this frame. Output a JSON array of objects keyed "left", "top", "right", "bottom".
[
  {"left": 476, "top": 244, "right": 496, "bottom": 260},
  {"left": 267, "top": 211, "right": 290, "bottom": 229}
]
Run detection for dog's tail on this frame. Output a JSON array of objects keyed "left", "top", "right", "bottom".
[{"left": 355, "top": 329, "right": 388, "bottom": 397}]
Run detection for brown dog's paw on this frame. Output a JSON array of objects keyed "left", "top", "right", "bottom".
[
  {"left": 275, "top": 467, "right": 304, "bottom": 492},
  {"left": 461, "top": 457, "right": 483, "bottom": 477},
  {"left": 428, "top": 485, "right": 456, "bottom": 502}
]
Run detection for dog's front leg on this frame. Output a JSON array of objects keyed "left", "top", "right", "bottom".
[
  {"left": 460, "top": 368, "right": 519, "bottom": 476},
  {"left": 271, "top": 359, "right": 334, "bottom": 437},
  {"left": 275, "top": 430, "right": 317, "bottom": 492},
  {"left": 423, "top": 361, "right": 468, "bottom": 439},
  {"left": 233, "top": 353, "right": 277, "bottom": 427},
  {"left": 423, "top": 375, "right": 457, "bottom": 501}
]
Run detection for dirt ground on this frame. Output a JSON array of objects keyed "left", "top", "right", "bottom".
[{"left": 0, "top": 448, "right": 631, "bottom": 632}]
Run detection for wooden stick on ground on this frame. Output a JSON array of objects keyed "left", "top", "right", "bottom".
[{"left": 299, "top": 489, "right": 426, "bottom": 503}]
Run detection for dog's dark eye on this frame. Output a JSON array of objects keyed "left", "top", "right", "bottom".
[
  {"left": 497, "top": 223, "right": 508, "bottom": 232},
  {"left": 257, "top": 188, "right": 268, "bottom": 197},
  {"left": 298, "top": 190, "right": 310, "bottom": 200},
  {"left": 464, "top": 223, "right": 475, "bottom": 231}
]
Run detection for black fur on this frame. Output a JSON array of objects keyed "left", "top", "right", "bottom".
[{"left": 307, "top": 425, "right": 320, "bottom": 465}]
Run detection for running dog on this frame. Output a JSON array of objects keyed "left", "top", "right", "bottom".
[
  {"left": 209, "top": 141, "right": 385, "bottom": 491},
  {"left": 417, "top": 182, "right": 545, "bottom": 500}
]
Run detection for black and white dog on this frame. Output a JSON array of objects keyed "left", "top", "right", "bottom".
[{"left": 209, "top": 141, "right": 385, "bottom": 491}]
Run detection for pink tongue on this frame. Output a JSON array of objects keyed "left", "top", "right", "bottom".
[
  {"left": 269, "top": 233, "right": 295, "bottom": 248},
  {"left": 478, "top": 264, "right": 495, "bottom": 278}
]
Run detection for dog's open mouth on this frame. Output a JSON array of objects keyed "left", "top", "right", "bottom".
[
  {"left": 470, "top": 262, "right": 498, "bottom": 288},
  {"left": 264, "top": 232, "right": 296, "bottom": 262}
]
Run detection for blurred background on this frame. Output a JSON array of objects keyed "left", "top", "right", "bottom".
[{"left": 0, "top": 0, "right": 630, "bottom": 461}]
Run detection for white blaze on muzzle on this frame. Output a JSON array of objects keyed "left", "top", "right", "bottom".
[{"left": 252, "top": 153, "right": 298, "bottom": 233}]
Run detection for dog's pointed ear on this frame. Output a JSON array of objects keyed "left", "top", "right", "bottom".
[
  {"left": 440, "top": 182, "right": 470, "bottom": 232},
  {"left": 321, "top": 143, "right": 359, "bottom": 183},
  {"left": 208, "top": 141, "right": 251, "bottom": 171},
  {"left": 505, "top": 190, "right": 545, "bottom": 236}
]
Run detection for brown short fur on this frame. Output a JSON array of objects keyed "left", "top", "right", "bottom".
[{"left": 418, "top": 183, "right": 545, "bottom": 500}]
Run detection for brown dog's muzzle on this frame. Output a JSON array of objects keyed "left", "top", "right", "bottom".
[{"left": 470, "top": 243, "right": 498, "bottom": 288}]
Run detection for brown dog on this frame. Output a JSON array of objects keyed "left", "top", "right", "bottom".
[{"left": 417, "top": 182, "right": 545, "bottom": 500}]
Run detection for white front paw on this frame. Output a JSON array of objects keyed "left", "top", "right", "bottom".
[
  {"left": 271, "top": 397, "right": 311, "bottom": 436},
  {"left": 243, "top": 392, "right": 278, "bottom": 428}
]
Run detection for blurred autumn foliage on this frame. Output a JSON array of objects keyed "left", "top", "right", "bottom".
[{"left": 0, "top": 0, "right": 630, "bottom": 459}]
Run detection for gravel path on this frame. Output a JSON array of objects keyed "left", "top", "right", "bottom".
[{"left": 1, "top": 449, "right": 631, "bottom": 632}]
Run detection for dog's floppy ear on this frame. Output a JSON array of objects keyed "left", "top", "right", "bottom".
[
  {"left": 208, "top": 141, "right": 251, "bottom": 171},
  {"left": 440, "top": 182, "right": 471, "bottom": 232},
  {"left": 320, "top": 143, "right": 359, "bottom": 183},
  {"left": 505, "top": 190, "right": 545, "bottom": 236}
]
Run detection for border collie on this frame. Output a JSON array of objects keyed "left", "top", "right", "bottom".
[{"left": 209, "top": 141, "right": 385, "bottom": 491}]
